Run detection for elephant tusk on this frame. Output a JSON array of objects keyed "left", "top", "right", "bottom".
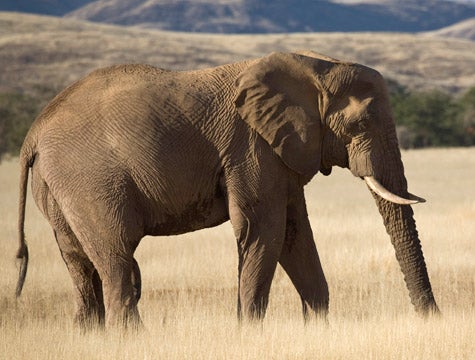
[{"left": 364, "top": 176, "right": 426, "bottom": 205}]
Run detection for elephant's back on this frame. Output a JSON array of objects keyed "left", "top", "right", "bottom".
[
  {"left": 33, "top": 64, "right": 170, "bottom": 122},
  {"left": 31, "top": 60, "right": 249, "bottom": 134},
  {"left": 23, "top": 60, "right": 249, "bottom": 172}
]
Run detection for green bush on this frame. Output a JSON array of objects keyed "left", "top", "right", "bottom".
[
  {"left": 0, "top": 86, "right": 57, "bottom": 161},
  {"left": 456, "top": 87, "right": 475, "bottom": 146},
  {"left": 0, "top": 92, "right": 39, "bottom": 161},
  {"left": 389, "top": 81, "right": 475, "bottom": 149}
]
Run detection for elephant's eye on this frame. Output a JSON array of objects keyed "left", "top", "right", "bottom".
[
  {"left": 347, "top": 119, "right": 367, "bottom": 136},
  {"left": 358, "top": 121, "right": 368, "bottom": 132}
]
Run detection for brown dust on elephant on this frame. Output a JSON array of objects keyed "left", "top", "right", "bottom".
[{"left": 15, "top": 51, "right": 439, "bottom": 329}]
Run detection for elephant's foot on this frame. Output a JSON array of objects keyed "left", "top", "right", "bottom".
[
  {"left": 104, "top": 304, "right": 143, "bottom": 330},
  {"left": 101, "top": 266, "right": 143, "bottom": 330},
  {"left": 74, "top": 307, "right": 105, "bottom": 332},
  {"left": 238, "top": 295, "right": 269, "bottom": 322},
  {"left": 302, "top": 298, "right": 329, "bottom": 324}
]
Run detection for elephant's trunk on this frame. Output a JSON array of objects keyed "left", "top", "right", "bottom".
[
  {"left": 370, "top": 134, "right": 439, "bottom": 315},
  {"left": 373, "top": 195, "right": 439, "bottom": 315}
]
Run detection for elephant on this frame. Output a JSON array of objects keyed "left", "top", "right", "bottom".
[{"left": 15, "top": 51, "right": 439, "bottom": 329}]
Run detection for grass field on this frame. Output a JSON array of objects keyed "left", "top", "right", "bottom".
[{"left": 0, "top": 148, "right": 474, "bottom": 359}]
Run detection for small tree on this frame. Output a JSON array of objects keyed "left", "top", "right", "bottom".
[
  {"left": 456, "top": 87, "right": 475, "bottom": 146},
  {"left": 0, "top": 93, "right": 39, "bottom": 161},
  {"left": 391, "top": 87, "right": 463, "bottom": 148}
]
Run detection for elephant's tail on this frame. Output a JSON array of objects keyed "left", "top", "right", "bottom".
[{"left": 15, "top": 155, "right": 30, "bottom": 298}]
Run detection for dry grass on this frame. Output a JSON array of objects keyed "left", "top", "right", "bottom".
[
  {"left": 1, "top": 147, "right": 474, "bottom": 358},
  {"left": 1, "top": 12, "right": 475, "bottom": 95}
]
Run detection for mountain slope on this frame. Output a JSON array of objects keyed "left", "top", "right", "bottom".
[
  {"left": 1, "top": 12, "right": 474, "bottom": 95},
  {"left": 427, "top": 17, "right": 475, "bottom": 40},
  {"left": 65, "top": 0, "right": 475, "bottom": 33}
]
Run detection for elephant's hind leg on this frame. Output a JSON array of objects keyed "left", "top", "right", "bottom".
[
  {"left": 95, "top": 254, "right": 142, "bottom": 329},
  {"left": 131, "top": 258, "right": 142, "bottom": 302},
  {"left": 34, "top": 174, "right": 105, "bottom": 329},
  {"left": 54, "top": 230, "right": 105, "bottom": 329},
  {"left": 279, "top": 188, "right": 329, "bottom": 321},
  {"left": 72, "top": 223, "right": 143, "bottom": 329},
  {"left": 91, "top": 257, "right": 142, "bottom": 306}
]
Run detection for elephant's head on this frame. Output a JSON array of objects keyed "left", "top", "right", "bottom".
[{"left": 235, "top": 51, "right": 439, "bottom": 315}]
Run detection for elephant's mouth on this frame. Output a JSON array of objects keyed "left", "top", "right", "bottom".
[{"left": 364, "top": 176, "right": 425, "bottom": 205}]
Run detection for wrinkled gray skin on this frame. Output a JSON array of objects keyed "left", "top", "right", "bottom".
[{"left": 16, "top": 51, "right": 439, "bottom": 329}]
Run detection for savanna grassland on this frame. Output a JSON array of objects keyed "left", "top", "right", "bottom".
[
  {"left": 2, "top": 12, "right": 475, "bottom": 95},
  {"left": 0, "top": 148, "right": 474, "bottom": 359}
]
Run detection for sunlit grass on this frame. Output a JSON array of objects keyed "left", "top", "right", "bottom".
[{"left": 1, "top": 148, "right": 474, "bottom": 358}]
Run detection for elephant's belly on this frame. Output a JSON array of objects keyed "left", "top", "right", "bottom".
[{"left": 146, "top": 196, "right": 229, "bottom": 236}]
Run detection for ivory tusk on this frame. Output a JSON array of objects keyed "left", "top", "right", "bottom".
[{"left": 364, "top": 176, "right": 426, "bottom": 205}]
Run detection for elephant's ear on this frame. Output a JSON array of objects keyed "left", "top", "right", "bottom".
[{"left": 235, "top": 52, "right": 329, "bottom": 178}]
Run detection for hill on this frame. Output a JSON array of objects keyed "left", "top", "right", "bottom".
[
  {"left": 1, "top": 12, "right": 474, "bottom": 95},
  {"left": 64, "top": 0, "right": 475, "bottom": 33},
  {"left": 427, "top": 17, "right": 475, "bottom": 40},
  {"left": 2, "top": 0, "right": 475, "bottom": 33}
]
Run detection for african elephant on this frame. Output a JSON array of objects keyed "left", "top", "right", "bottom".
[{"left": 15, "top": 51, "right": 439, "bottom": 329}]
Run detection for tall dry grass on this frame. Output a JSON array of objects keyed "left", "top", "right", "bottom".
[{"left": 0, "top": 148, "right": 474, "bottom": 359}]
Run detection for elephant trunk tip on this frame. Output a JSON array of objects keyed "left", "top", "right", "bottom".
[
  {"left": 417, "top": 303, "right": 441, "bottom": 318},
  {"left": 412, "top": 292, "right": 440, "bottom": 318}
]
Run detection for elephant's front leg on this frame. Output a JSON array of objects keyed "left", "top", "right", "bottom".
[
  {"left": 228, "top": 189, "right": 288, "bottom": 321},
  {"left": 278, "top": 185, "right": 329, "bottom": 321}
]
